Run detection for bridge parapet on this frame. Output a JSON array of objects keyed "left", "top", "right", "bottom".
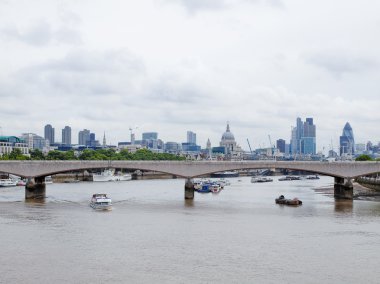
[{"left": 0, "top": 160, "right": 380, "bottom": 179}]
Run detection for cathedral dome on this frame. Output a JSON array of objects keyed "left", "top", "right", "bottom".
[{"left": 221, "top": 122, "right": 235, "bottom": 141}]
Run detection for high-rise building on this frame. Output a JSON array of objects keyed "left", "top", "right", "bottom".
[
  {"left": 142, "top": 132, "right": 158, "bottom": 140},
  {"left": 62, "top": 126, "right": 71, "bottom": 145},
  {"left": 187, "top": 131, "right": 196, "bottom": 144},
  {"left": 301, "top": 118, "right": 316, "bottom": 155},
  {"left": 290, "top": 117, "right": 316, "bottom": 156},
  {"left": 339, "top": 122, "right": 355, "bottom": 156},
  {"left": 142, "top": 132, "right": 158, "bottom": 149},
  {"left": 276, "top": 139, "right": 286, "bottom": 153},
  {"left": 20, "top": 133, "right": 48, "bottom": 151},
  {"left": 78, "top": 129, "right": 91, "bottom": 145},
  {"left": 44, "top": 124, "right": 55, "bottom": 145}
]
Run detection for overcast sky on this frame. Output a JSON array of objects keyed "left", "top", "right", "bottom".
[{"left": 0, "top": 0, "right": 379, "bottom": 152}]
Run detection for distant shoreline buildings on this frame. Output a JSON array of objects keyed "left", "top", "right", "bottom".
[{"left": 0, "top": 120, "right": 379, "bottom": 160}]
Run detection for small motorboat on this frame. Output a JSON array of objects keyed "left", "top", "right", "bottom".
[
  {"left": 90, "top": 193, "right": 112, "bottom": 210},
  {"left": 278, "top": 176, "right": 301, "bottom": 181},
  {"left": 196, "top": 184, "right": 211, "bottom": 193},
  {"left": 210, "top": 183, "right": 221, "bottom": 193},
  {"left": 306, "top": 175, "right": 320, "bottom": 180},
  {"left": 275, "top": 195, "right": 302, "bottom": 206}
]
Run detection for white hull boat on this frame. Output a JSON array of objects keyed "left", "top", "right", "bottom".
[
  {"left": 90, "top": 193, "right": 112, "bottom": 210},
  {"left": 0, "top": 178, "right": 17, "bottom": 187},
  {"left": 93, "top": 169, "right": 132, "bottom": 182}
]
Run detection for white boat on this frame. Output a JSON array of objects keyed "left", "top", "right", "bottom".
[
  {"left": 16, "top": 179, "right": 26, "bottom": 186},
  {"left": 0, "top": 178, "right": 17, "bottom": 187},
  {"left": 251, "top": 176, "right": 273, "bottom": 183},
  {"left": 90, "top": 193, "right": 112, "bottom": 210},
  {"left": 92, "top": 169, "right": 132, "bottom": 182},
  {"left": 210, "top": 183, "right": 221, "bottom": 193},
  {"left": 45, "top": 176, "right": 53, "bottom": 184}
]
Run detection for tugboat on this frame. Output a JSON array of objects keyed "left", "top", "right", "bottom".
[{"left": 275, "top": 195, "right": 302, "bottom": 206}]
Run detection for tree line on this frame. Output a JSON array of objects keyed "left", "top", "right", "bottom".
[{"left": 0, "top": 148, "right": 185, "bottom": 161}]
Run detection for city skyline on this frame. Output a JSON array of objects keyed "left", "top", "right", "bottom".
[{"left": 0, "top": 1, "right": 379, "bottom": 151}]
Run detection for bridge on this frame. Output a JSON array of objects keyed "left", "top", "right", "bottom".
[{"left": 1, "top": 160, "right": 380, "bottom": 200}]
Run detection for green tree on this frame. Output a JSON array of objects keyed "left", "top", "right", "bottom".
[
  {"left": 8, "top": 148, "right": 28, "bottom": 160},
  {"left": 30, "top": 149, "right": 45, "bottom": 160},
  {"left": 46, "top": 150, "right": 67, "bottom": 160},
  {"left": 355, "top": 154, "right": 373, "bottom": 161}
]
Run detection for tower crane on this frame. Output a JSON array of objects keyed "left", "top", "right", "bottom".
[
  {"left": 246, "top": 139, "right": 253, "bottom": 156},
  {"left": 268, "top": 135, "right": 275, "bottom": 159}
]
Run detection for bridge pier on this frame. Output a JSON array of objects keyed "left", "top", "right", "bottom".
[
  {"left": 334, "top": 177, "right": 353, "bottom": 199},
  {"left": 25, "top": 177, "right": 46, "bottom": 199},
  {"left": 184, "top": 178, "right": 194, "bottom": 200}
]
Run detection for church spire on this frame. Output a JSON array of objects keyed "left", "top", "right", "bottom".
[
  {"left": 103, "top": 132, "right": 106, "bottom": 147},
  {"left": 226, "top": 121, "right": 230, "bottom": 132}
]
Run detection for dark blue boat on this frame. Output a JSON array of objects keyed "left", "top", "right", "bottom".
[{"left": 197, "top": 184, "right": 211, "bottom": 193}]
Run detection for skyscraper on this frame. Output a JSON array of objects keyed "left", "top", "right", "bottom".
[
  {"left": 290, "top": 117, "right": 316, "bottom": 156},
  {"left": 276, "top": 139, "right": 286, "bottom": 153},
  {"left": 44, "top": 124, "right": 55, "bottom": 145},
  {"left": 187, "top": 131, "right": 196, "bottom": 144},
  {"left": 340, "top": 122, "right": 355, "bottom": 156},
  {"left": 78, "top": 129, "right": 90, "bottom": 145},
  {"left": 142, "top": 132, "right": 158, "bottom": 140},
  {"left": 301, "top": 118, "right": 316, "bottom": 155},
  {"left": 62, "top": 126, "right": 71, "bottom": 145}
]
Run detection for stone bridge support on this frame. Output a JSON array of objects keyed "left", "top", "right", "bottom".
[
  {"left": 184, "top": 178, "right": 194, "bottom": 200},
  {"left": 334, "top": 177, "right": 353, "bottom": 199},
  {"left": 25, "top": 177, "right": 46, "bottom": 199}
]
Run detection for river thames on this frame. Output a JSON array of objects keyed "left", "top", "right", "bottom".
[{"left": 1, "top": 176, "right": 380, "bottom": 283}]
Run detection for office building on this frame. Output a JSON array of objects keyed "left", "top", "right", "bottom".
[
  {"left": 142, "top": 132, "right": 158, "bottom": 140},
  {"left": 78, "top": 129, "right": 91, "bottom": 146},
  {"left": 0, "top": 136, "right": 29, "bottom": 156},
  {"left": 276, "top": 139, "right": 286, "bottom": 153},
  {"left": 44, "top": 124, "right": 55, "bottom": 145},
  {"left": 187, "top": 131, "right": 196, "bottom": 144},
  {"left": 340, "top": 122, "right": 355, "bottom": 156},
  {"left": 290, "top": 117, "right": 316, "bottom": 156},
  {"left": 62, "top": 126, "right": 71, "bottom": 145}
]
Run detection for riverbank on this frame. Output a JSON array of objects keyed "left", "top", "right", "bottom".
[{"left": 314, "top": 182, "right": 380, "bottom": 202}]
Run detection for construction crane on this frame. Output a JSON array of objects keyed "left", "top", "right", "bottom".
[
  {"left": 268, "top": 135, "right": 275, "bottom": 159},
  {"left": 129, "top": 126, "right": 138, "bottom": 144},
  {"left": 246, "top": 138, "right": 253, "bottom": 155}
]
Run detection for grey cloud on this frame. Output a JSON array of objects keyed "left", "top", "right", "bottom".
[
  {"left": 14, "top": 49, "right": 145, "bottom": 97},
  {"left": 2, "top": 20, "right": 52, "bottom": 46},
  {"left": 54, "top": 27, "right": 82, "bottom": 45},
  {"left": 1, "top": 19, "right": 82, "bottom": 46},
  {"left": 167, "top": 0, "right": 228, "bottom": 14},
  {"left": 305, "top": 51, "right": 378, "bottom": 78},
  {"left": 166, "top": 0, "right": 284, "bottom": 14},
  {"left": 148, "top": 81, "right": 206, "bottom": 104}
]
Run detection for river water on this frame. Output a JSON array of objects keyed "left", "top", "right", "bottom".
[{"left": 1, "top": 176, "right": 380, "bottom": 284}]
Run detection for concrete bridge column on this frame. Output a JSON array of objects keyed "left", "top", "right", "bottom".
[
  {"left": 25, "top": 177, "right": 46, "bottom": 199},
  {"left": 334, "top": 177, "right": 353, "bottom": 199},
  {"left": 184, "top": 178, "right": 194, "bottom": 200}
]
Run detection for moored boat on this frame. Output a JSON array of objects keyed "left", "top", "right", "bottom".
[
  {"left": 210, "top": 171, "right": 239, "bottom": 178},
  {"left": 275, "top": 195, "right": 302, "bottom": 206},
  {"left": 45, "top": 176, "right": 53, "bottom": 184},
  {"left": 16, "top": 179, "right": 27, "bottom": 186},
  {"left": 210, "top": 183, "right": 221, "bottom": 193},
  {"left": 90, "top": 193, "right": 112, "bottom": 210},
  {"left": 278, "top": 176, "right": 301, "bottom": 181},
  {"left": 0, "top": 178, "right": 17, "bottom": 187},
  {"left": 93, "top": 169, "right": 132, "bottom": 182},
  {"left": 306, "top": 175, "right": 320, "bottom": 180},
  {"left": 251, "top": 176, "right": 273, "bottom": 183}
]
